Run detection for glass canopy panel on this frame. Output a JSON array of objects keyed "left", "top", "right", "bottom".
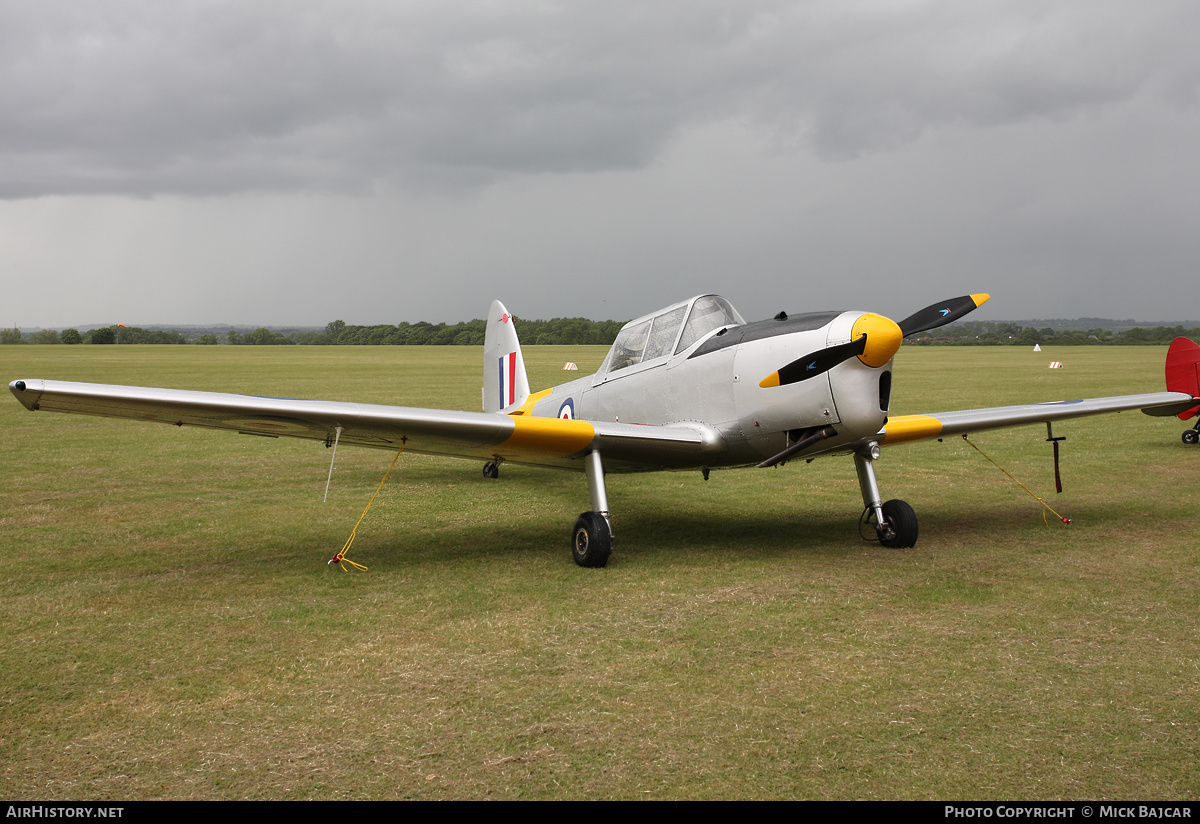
[
  {"left": 607, "top": 319, "right": 652, "bottom": 372},
  {"left": 642, "top": 306, "right": 686, "bottom": 362},
  {"left": 675, "top": 296, "right": 744, "bottom": 353}
]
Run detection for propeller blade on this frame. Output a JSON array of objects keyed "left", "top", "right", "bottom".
[
  {"left": 759, "top": 335, "right": 866, "bottom": 388},
  {"left": 897, "top": 294, "right": 990, "bottom": 337},
  {"left": 759, "top": 312, "right": 904, "bottom": 388}
]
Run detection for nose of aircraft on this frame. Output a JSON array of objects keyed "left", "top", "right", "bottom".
[
  {"left": 757, "top": 294, "right": 990, "bottom": 389},
  {"left": 851, "top": 313, "right": 903, "bottom": 368}
]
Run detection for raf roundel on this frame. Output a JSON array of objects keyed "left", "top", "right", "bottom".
[{"left": 558, "top": 398, "right": 575, "bottom": 420}]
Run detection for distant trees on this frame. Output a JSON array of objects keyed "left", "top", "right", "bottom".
[
  {"left": 302, "top": 316, "right": 622, "bottom": 346},
  {"left": 100, "top": 326, "right": 186, "bottom": 344},
  {"left": 82, "top": 326, "right": 185, "bottom": 344},
  {"left": 1015, "top": 328, "right": 1043, "bottom": 346},
  {"left": 909, "top": 322, "right": 1200, "bottom": 346},
  {"left": 241, "top": 327, "right": 294, "bottom": 345},
  {"left": 122, "top": 327, "right": 185, "bottom": 344},
  {"left": 10, "top": 318, "right": 1198, "bottom": 349}
]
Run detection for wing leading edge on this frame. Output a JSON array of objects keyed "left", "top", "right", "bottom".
[{"left": 9, "top": 379, "right": 720, "bottom": 472}]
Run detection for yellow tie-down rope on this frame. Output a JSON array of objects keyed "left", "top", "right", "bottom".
[
  {"left": 962, "top": 435, "right": 1070, "bottom": 526},
  {"left": 329, "top": 441, "right": 406, "bottom": 571}
]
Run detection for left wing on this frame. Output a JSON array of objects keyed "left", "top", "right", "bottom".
[
  {"left": 8, "top": 379, "right": 721, "bottom": 471},
  {"left": 880, "top": 392, "right": 1195, "bottom": 446}
]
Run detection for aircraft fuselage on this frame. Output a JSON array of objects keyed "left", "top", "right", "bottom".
[{"left": 521, "top": 296, "right": 894, "bottom": 470}]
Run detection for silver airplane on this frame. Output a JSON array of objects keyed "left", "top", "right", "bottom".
[{"left": 10, "top": 294, "right": 1200, "bottom": 567}]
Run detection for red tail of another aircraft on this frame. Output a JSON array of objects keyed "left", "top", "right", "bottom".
[{"left": 1165, "top": 337, "right": 1200, "bottom": 421}]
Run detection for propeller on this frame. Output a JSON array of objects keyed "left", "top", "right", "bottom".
[
  {"left": 897, "top": 294, "right": 990, "bottom": 337},
  {"left": 758, "top": 295, "right": 990, "bottom": 388},
  {"left": 760, "top": 312, "right": 902, "bottom": 388}
]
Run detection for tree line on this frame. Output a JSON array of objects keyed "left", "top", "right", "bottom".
[
  {"left": 0, "top": 317, "right": 626, "bottom": 346},
  {"left": 907, "top": 321, "right": 1200, "bottom": 346},
  {"left": 3, "top": 319, "right": 1199, "bottom": 346}
]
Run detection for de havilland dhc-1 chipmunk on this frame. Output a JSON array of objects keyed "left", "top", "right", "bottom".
[{"left": 10, "top": 293, "right": 1200, "bottom": 567}]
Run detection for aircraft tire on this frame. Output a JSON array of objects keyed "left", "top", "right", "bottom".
[
  {"left": 483, "top": 461, "right": 500, "bottom": 479},
  {"left": 879, "top": 499, "right": 918, "bottom": 549},
  {"left": 1183, "top": 430, "right": 1199, "bottom": 445},
  {"left": 572, "top": 512, "right": 612, "bottom": 568}
]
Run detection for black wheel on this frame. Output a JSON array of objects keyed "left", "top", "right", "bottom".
[
  {"left": 482, "top": 461, "right": 500, "bottom": 479},
  {"left": 571, "top": 512, "right": 612, "bottom": 568},
  {"left": 879, "top": 499, "right": 918, "bottom": 548},
  {"left": 1183, "top": 430, "right": 1199, "bottom": 445}
]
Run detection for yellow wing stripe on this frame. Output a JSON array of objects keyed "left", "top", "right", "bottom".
[
  {"left": 507, "top": 387, "right": 552, "bottom": 416},
  {"left": 881, "top": 414, "right": 943, "bottom": 445},
  {"left": 500, "top": 416, "right": 596, "bottom": 456}
]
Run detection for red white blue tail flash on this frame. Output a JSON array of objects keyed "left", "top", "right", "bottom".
[{"left": 498, "top": 351, "right": 517, "bottom": 407}]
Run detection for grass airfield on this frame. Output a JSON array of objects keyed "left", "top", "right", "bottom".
[{"left": 1, "top": 343, "right": 1197, "bottom": 800}]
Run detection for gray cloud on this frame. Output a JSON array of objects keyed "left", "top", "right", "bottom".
[
  {"left": 3, "top": 1, "right": 1199, "bottom": 328},
  {"left": 5, "top": 1, "right": 1198, "bottom": 197}
]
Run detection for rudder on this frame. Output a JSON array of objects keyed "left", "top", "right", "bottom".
[{"left": 1165, "top": 337, "right": 1200, "bottom": 420}]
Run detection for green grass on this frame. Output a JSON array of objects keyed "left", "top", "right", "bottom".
[{"left": 1, "top": 344, "right": 1197, "bottom": 799}]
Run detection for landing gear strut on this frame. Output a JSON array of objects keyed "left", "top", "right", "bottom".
[
  {"left": 572, "top": 450, "right": 613, "bottom": 567},
  {"left": 854, "top": 443, "right": 918, "bottom": 548}
]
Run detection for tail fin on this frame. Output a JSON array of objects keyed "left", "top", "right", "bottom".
[
  {"left": 1166, "top": 337, "right": 1200, "bottom": 420},
  {"left": 483, "top": 300, "right": 531, "bottom": 413}
]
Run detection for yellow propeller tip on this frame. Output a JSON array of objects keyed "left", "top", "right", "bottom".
[{"left": 971, "top": 293, "right": 991, "bottom": 307}]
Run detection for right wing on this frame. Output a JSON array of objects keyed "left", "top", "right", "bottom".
[{"left": 9, "top": 379, "right": 723, "bottom": 472}]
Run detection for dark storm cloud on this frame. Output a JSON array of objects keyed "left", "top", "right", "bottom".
[{"left": 5, "top": 0, "right": 1198, "bottom": 198}]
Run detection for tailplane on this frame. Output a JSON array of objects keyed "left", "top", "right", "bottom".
[{"left": 483, "top": 300, "right": 531, "bottom": 413}]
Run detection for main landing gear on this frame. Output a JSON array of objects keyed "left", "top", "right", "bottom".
[
  {"left": 854, "top": 442, "right": 918, "bottom": 548},
  {"left": 572, "top": 450, "right": 613, "bottom": 567},
  {"left": 1183, "top": 421, "right": 1200, "bottom": 445}
]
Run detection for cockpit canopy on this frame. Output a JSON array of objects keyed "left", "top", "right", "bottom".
[{"left": 603, "top": 295, "right": 745, "bottom": 375}]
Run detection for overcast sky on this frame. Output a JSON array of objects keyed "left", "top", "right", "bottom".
[{"left": 3, "top": 0, "right": 1199, "bottom": 328}]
